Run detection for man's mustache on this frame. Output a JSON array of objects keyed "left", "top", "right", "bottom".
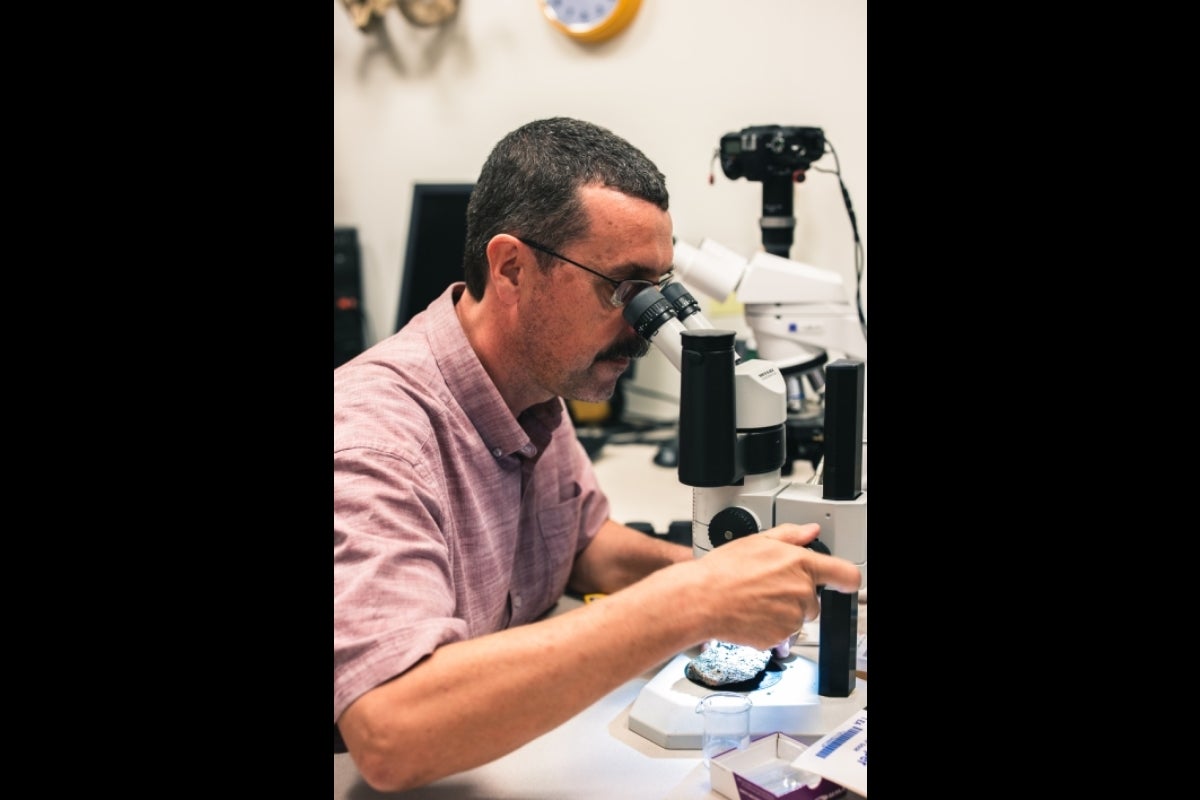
[{"left": 597, "top": 336, "right": 651, "bottom": 361}]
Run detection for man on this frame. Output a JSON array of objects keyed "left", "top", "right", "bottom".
[{"left": 334, "top": 117, "right": 862, "bottom": 792}]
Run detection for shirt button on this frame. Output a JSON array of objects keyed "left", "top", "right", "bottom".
[
  {"left": 492, "top": 448, "right": 504, "bottom": 457},
  {"left": 521, "top": 444, "right": 535, "bottom": 455},
  {"left": 512, "top": 595, "right": 523, "bottom": 609}
]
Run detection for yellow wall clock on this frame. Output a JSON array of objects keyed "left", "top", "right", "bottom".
[{"left": 538, "top": 0, "right": 643, "bottom": 43}]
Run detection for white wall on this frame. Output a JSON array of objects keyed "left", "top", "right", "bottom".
[{"left": 334, "top": 0, "right": 866, "bottom": 362}]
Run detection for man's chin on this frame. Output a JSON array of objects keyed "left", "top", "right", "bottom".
[
  {"left": 594, "top": 356, "right": 632, "bottom": 384},
  {"left": 577, "top": 359, "right": 628, "bottom": 401}
]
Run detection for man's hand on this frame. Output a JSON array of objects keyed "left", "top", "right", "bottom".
[{"left": 689, "top": 522, "right": 862, "bottom": 651}]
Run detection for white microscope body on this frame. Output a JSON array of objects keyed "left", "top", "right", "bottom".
[
  {"left": 621, "top": 256, "right": 867, "bottom": 748},
  {"left": 670, "top": 236, "right": 869, "bottom": 590}
]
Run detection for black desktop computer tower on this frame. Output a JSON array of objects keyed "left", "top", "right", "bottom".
[{"left": 334, "top": 227, "right": 366, "bottom": 368}]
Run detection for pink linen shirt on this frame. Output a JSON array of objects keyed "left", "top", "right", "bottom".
[{"left": 333, "top": 282, "right": 611, "bottom": 722}]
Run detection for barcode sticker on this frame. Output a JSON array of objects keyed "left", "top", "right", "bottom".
[{"left": 790, "top": 708, "right": 867, "bottom": 796}]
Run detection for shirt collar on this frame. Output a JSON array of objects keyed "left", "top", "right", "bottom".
[{"left": 428, "top": 283, "right": 565, "bottom": 460}]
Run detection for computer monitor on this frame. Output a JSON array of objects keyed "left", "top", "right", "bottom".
[{"left": 395, "top": 183, "right": 474, "bottom": 332}]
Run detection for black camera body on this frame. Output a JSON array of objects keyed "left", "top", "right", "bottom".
[{"left": 719, "top": 125, "right": 825, "bottom": 182}]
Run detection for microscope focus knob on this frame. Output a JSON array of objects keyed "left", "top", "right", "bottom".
[{"left": 708, "top": 506, "right": 760, "bottom": 547}]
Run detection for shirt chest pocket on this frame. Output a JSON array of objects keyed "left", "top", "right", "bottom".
[{"left": 509, "top": 494, "right": 581, "bottom": 625}]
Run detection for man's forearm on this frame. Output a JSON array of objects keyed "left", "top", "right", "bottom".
[
  {"left": 569, "top": 518, "right": 692, "bottom": 596},
  {"left": 340, "top": 563, "right": 703, "bottom": 791}
]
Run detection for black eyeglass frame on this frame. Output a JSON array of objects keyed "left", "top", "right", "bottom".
[{"left": 517, "top": 237, "right": 673, "bottom": 308}]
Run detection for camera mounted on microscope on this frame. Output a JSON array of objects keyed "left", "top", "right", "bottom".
[
  {"left": 717, "top": 125, "right": 827, "bottom": 259},
  {"left": 719, "top": 126, "right": 826, "bottom": 183}
]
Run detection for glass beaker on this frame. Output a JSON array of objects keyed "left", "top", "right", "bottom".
[{"left": 695, "top": 691, "right": 752, "bottom": 765}]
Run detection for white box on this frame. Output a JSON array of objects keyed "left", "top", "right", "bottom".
[{"left": 709, "top": 733, "right": 848, "bottom": 800}]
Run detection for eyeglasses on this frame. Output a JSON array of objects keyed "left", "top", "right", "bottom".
[{"left": 518, "top": 237, "right": 673, "bottom": 308}]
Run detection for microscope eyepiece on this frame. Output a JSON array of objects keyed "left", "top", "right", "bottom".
[
  {"left": 661, "top": 283, "right": 704, "bottom": 324},
  {"left": 623, "top": 288, "right": 679, "bottom": 340}
]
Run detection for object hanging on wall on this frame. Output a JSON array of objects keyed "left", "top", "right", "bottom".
[
  {"left": 341, "top": 0, "right": 460, "bottom": 31},
  {"left": 342, "top": 0, "right": 392, "bottom": 30},
  {"left": 538, "top": 0, "right": 642, "bottom": 43},
  {"left": 398, "top": 0, "right": 460, "bottom": 27}
]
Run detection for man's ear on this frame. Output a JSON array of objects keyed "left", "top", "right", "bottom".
[{"left": 485, "top": 234, "right": 524, "bottom": 305}]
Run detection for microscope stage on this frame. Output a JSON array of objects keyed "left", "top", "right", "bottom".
[{"left": 627, "top": 648, "right": 867, "bottom": 749}]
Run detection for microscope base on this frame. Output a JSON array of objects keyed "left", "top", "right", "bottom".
[{"left": 627, "top": 648, "right": 867, "bottom": 749}]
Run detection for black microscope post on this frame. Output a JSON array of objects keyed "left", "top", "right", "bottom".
[
  {"left": 817, "top": 359, "right": 864, "bottom": 698},
  {"left": 677, "top": 329, "right": 738, "bottom": 489}
]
